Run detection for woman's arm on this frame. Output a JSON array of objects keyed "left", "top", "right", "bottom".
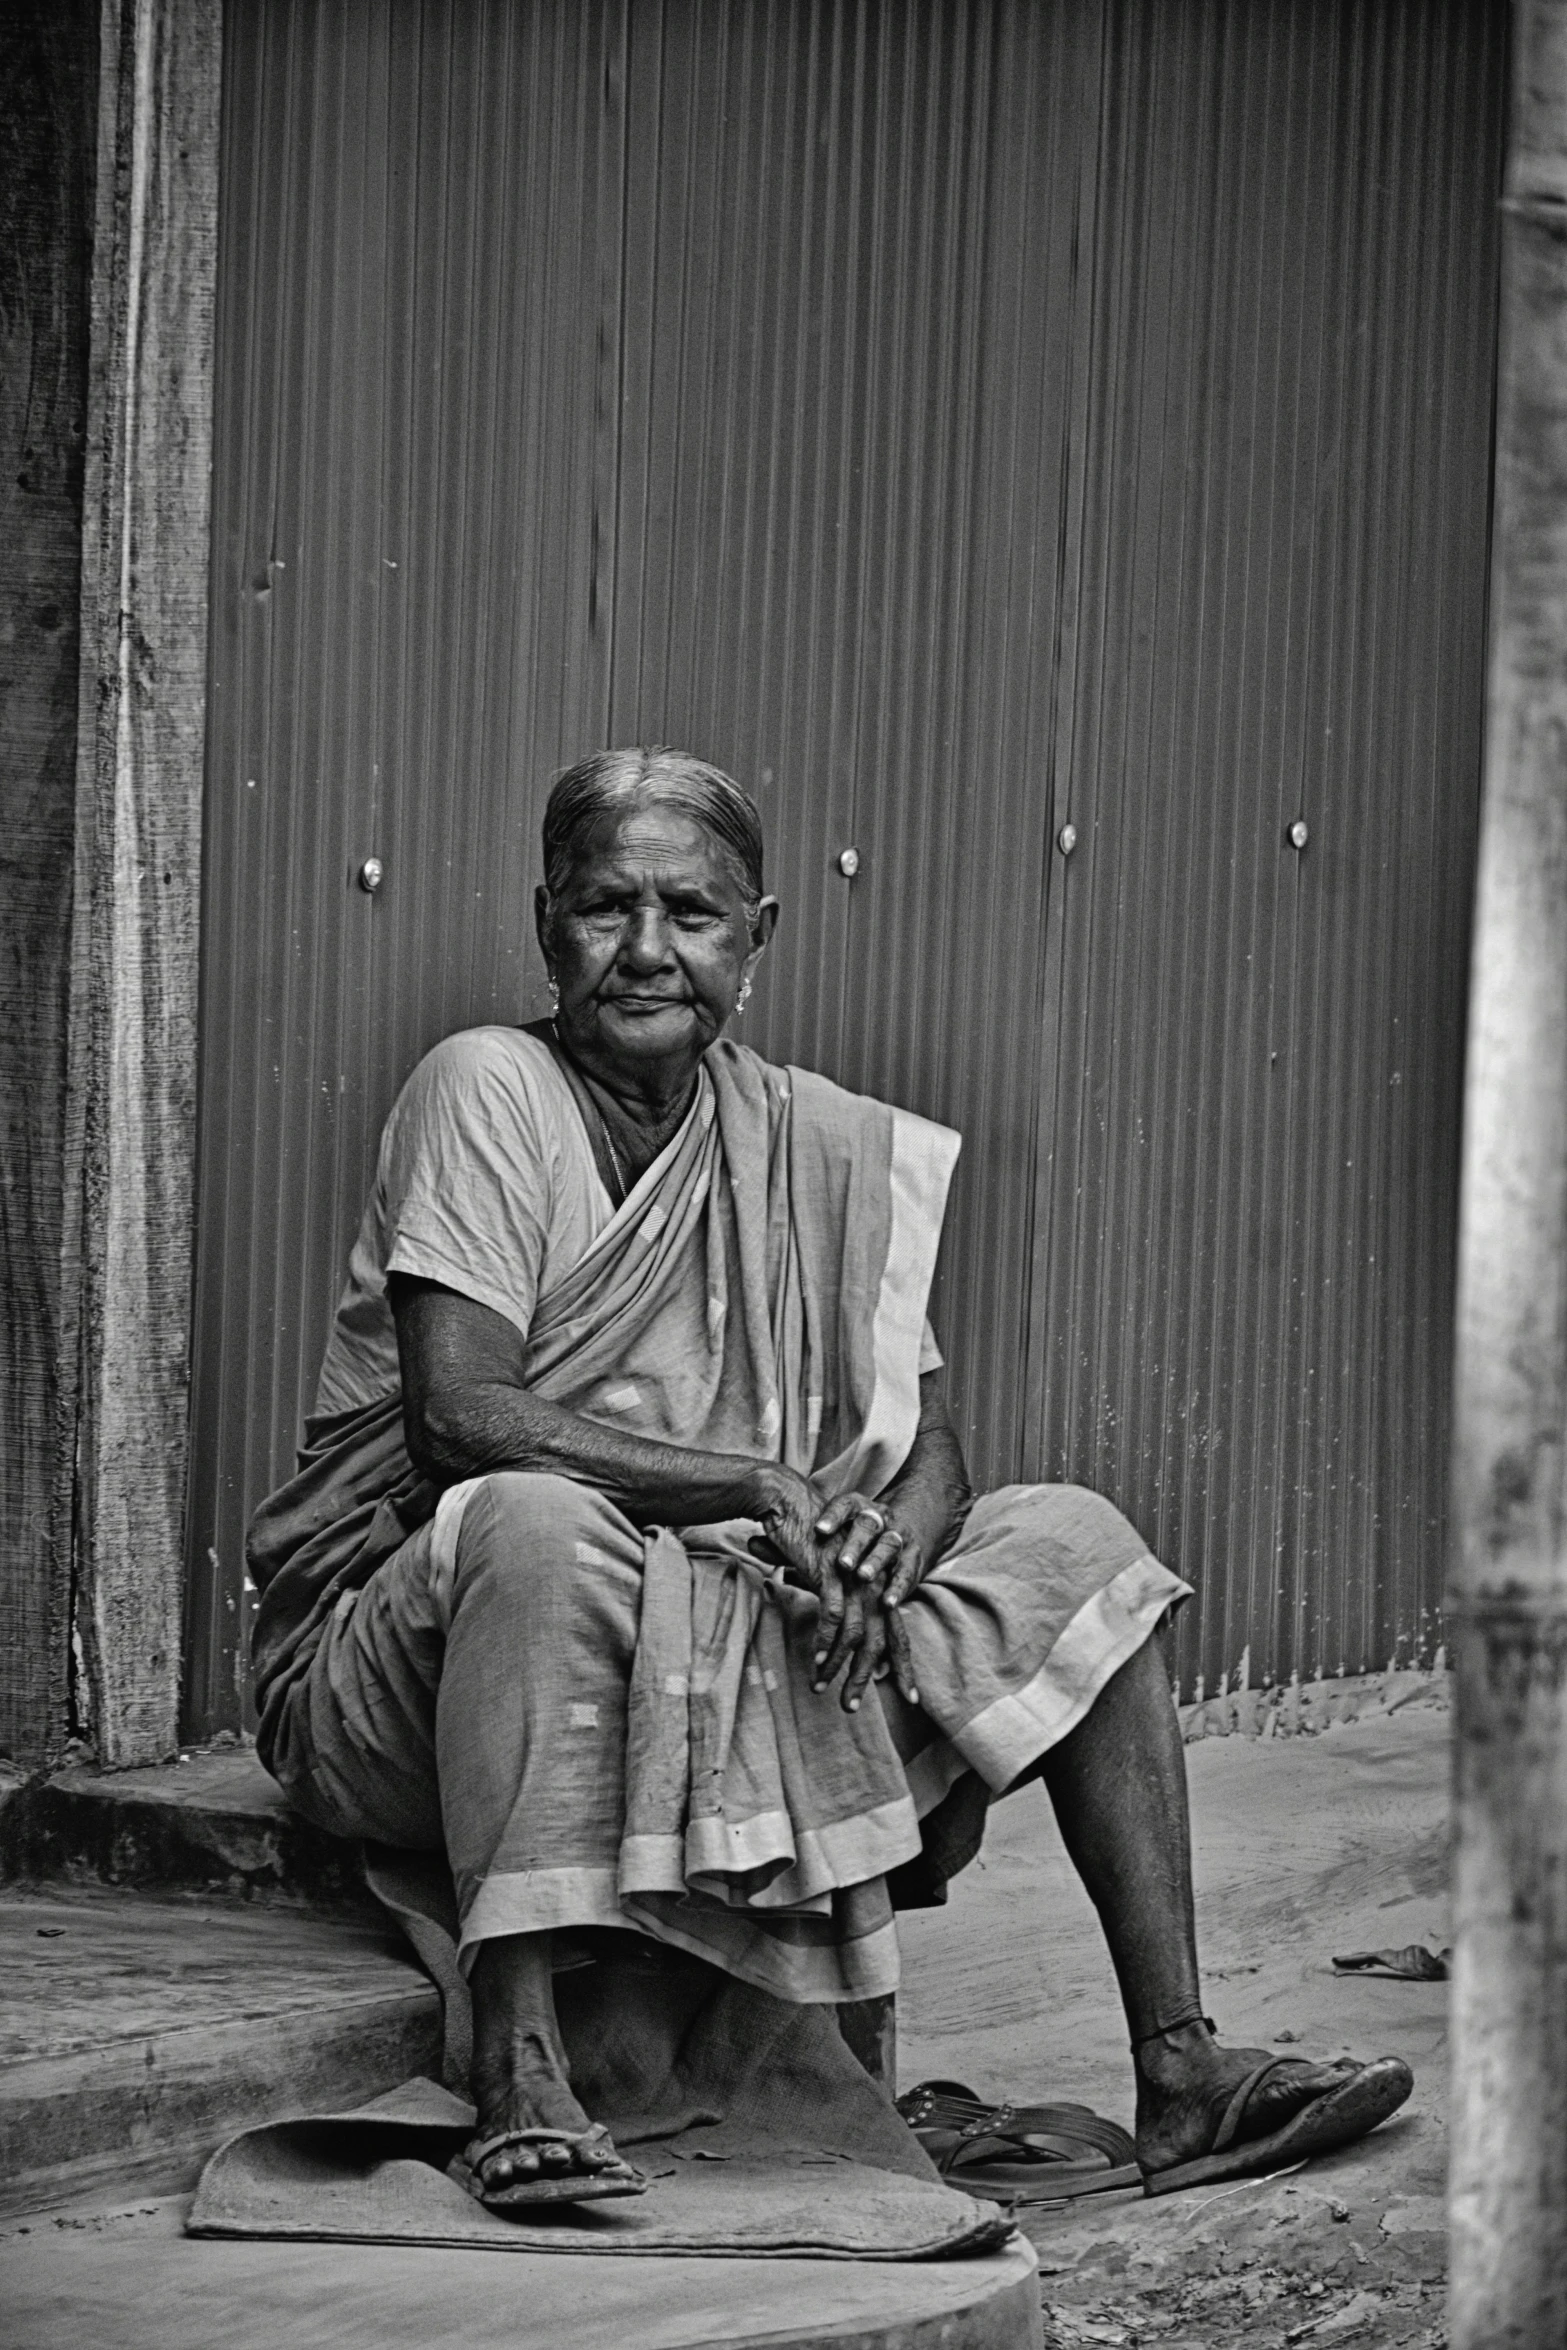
[
  {"left": 390, "top": 1273, "right": 823, "bottom": 1563},
  {"left": 879, "top": 1372, "right": 973, "bottom": 1560}
]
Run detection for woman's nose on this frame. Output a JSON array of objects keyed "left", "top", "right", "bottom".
[{"left": 621, "top": 908, "right": 673, "bottom": 968}]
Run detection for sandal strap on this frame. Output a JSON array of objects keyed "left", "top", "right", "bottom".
[
  {"left": 902, "top": 2105, "right": 1010, "bottom": 2143},
  {"left": 1009, "top": 2107, "right": 1137, "bottom": 2167},
  {"left": 466, "top": 2123, "right": 613, "bottom": 2169},
  {"left": 902, "top": 2088, "right": 1136, "bottom": 2176},
  {"left": 1211, "top": 2057, "right": 1319, "bottom": 2154}
]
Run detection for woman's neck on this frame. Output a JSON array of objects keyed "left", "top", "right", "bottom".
[
  {"left": 525, "top": 1018, "right": 699, "bottom": 1199},
  {"left": 539, "top": 1022, "right": 697, "bottom": 1126}
]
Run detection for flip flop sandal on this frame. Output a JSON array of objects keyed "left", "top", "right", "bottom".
[
  {"left": 1332, "top": 1945, "right": 1449, "bottom": 1981},
  {"left": 457, "top": 2123, "right": 650, "bottom": 2208},
  {"left": 897, "top": 2078, "right": 1140, "bottom": 2199},
  {"left": 1141, "top": 2054, "right": 1414, "bottom": 2198}
]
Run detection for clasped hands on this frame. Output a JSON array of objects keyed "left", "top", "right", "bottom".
[{"left": 747, "top": 1464, "right": 925, "bottom": 1715}]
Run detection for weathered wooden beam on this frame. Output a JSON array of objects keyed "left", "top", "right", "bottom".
[
  {"left": 62, "top": 0, "right": 220, "bottom": 1766},
  {"left": 1450, "top": 4, "right": 1567, "bottom": 2339},
  {"left": 0, "top": 2, "right": 100, "bottom": 1767}
]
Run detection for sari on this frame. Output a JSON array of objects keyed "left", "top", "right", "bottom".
[{"left": 250, "top": 1037, "right": 1185, "bottom": 2001}]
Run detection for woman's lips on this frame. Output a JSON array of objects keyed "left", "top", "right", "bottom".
[{"left": 604, "top": 995, "right": 688, "bottom": 1014}]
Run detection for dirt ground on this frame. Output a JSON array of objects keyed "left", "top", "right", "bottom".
[{"left": 898, "top": 1692, "right": 1451, "bottom": 2348}]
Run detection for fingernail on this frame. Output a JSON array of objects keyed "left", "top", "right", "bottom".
[
  {"left": 885, "top": 1595, "right": 899, "bottom": 1608},
  {"left": 814, "top": 1651, "right": 827, "bottom": 1668},
  {"left": 815, "top": 1516, "right": 832, "bottom": 1532},
  {"left": 906, "top": 1688, "right": 919, "bottom": 1705},
  {"left": 858, "top": 1565, "right": 876, "bottom": 1580},
  {"left": 848, "top": 1698, "right": 860, "bottom": 1711}
]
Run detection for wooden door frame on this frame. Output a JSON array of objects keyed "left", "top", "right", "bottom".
[{"left": 55, "top": 0, "right": 221, "bottom": 1765}]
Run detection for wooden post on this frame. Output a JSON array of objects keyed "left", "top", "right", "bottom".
[
  {"left": 60, "top": 0, "right": 220, "bottom": 1766},
  {"left": 1450, "top": 4, "right": 1567, "bottom": 2339},
  {"left": 0, "top": 1, "right": 100, "bottom": 1767}
]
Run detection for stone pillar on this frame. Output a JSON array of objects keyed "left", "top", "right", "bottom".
[{"left": 1450, "top": 3, "right": 1567, "bottom": 2338}]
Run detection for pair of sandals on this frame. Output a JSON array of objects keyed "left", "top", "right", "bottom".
[
  {"left": 896, "top": 2052, "right": 1414, "bottom": 2203},
  {"left": 458, "top": 2050, "right": 1414, "bottom": 2211}
]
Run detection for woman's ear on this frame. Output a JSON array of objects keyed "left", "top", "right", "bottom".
[
  {"left": 534, "top": 881, "right": 553, "bottom": 968},
  {"left": 748, "top": 896, "right": 780, "bottom": 964}
]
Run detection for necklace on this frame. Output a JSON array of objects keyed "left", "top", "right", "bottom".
[
  {"left": 548, "top": 1015, "right": 663, "bottom": 1203},
  {"left": 595, "top": 1104, "right": 630, "bottom": 1202}
]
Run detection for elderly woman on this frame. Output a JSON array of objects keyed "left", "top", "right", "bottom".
[{"left": 249, "top": 747, "right": 1409, "bottom": 2209}]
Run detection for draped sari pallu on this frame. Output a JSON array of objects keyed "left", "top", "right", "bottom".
[{"left": 249, "top": 1042, "right": 1185, "bottom": 2003}]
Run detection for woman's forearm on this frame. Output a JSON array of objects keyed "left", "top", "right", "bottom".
[
  {"left": 416, "top": 1373, "right": 773, "bottom": 1526},
  {"left": 882, "top": 1376, "right": 973, "bottom": 1560},
  {"left": 393, "top": 1274, "right": 780, "bottom": 1526}
]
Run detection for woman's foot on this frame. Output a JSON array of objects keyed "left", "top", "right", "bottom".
[
  {"left": 464, "top": 1931, "right": 642, "bottom": 2198},
  {"left": 1133, "top": 2020, "right": 1407, "bottom": 2182}
]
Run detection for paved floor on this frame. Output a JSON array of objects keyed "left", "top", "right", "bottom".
[{"left": 1, "top": 1696, "right": 1450, "bottom": 2350}]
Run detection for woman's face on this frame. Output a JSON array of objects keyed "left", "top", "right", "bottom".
[{"left": 535, "top": 804, "right": 777, "bottom": 1089}]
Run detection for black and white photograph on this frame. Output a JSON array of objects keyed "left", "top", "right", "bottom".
[{"left": 0, "top": 1, "right": 1556, "bottom": 2344}]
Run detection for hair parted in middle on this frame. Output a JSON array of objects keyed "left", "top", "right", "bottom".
[{"left": 541, "top": 746, "right": 766, "bottom": 912}]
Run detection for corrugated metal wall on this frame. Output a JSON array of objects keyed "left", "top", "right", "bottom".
[
  {"left": 1028, "top": 0, "right": 1505, "bottom": 1691},
  {"left": 187, "top": 0, "right": 1503, "bottom": 1737}
]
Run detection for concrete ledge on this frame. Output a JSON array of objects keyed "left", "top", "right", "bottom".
[
  {"left": 0, "top": 1750, "right": 375, "bottom": 1914},
  {"left": 2, "top": 2218, "right": 1043, "bottom": 2349}
]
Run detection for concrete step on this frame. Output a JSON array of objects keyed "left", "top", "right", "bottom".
[
  {"left": 0, "top": 1748, "right": 374, "bottom": 1914},
  {"left": 0, "top": 1750, "right": 438, "bottom": 2214},
  {"left": 0, "top": 1883, "right": 440, "bottom": 2217}
]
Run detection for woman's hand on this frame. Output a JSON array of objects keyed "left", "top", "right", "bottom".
[
  {"left": 812, "top": 1492, "right": 927, "bottom": 1711},
  {"left": 746, "top": 1467, "right": 900, "bottom": 1710},
  {"left": 745, "top": 1460, "right": 838, "bottom": 1599}
]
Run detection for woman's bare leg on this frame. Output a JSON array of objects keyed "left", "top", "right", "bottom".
[
  {"left": 466, "top": 1932, "right": 627, "bottom": 2185},
  {"left": 1039, "top": 1636, "right": 1356, "bottom": 2171}
]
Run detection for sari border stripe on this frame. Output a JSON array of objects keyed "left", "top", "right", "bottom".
[
  {"left": 686, "top": 1792, "right": 925, "bottom": 1907},
  {"left": 844, "top": 1108, "right": 962, "bottom": 1497},
  {"left": 458, "top": 1870, "right": 902, "bottom": 2004},
  {"left": 458, "top": 1864, "right": 634, "bottom": 1966},
  {"left": 951, "top": 1555, "right": 1191, "bottom": 1790},
  {"left": 903, "top": 1732, "right": 973, "bottom": 1820}
]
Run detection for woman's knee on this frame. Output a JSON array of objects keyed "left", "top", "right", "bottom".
[
  {"left": 450, "top": 1471, "right": 641, "bottom": 1602},
  {"left": 954, "top": 1481, "right": 1150, "bottom": 1581}
]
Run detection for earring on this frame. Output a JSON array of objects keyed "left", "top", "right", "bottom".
[
  {"left": 736, "top": 975, "right": 753, "bottom": 1015},
  {"left": 547, "top": 976, "right": 560, "bottom": 1010}
]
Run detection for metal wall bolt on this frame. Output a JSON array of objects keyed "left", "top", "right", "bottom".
[
  {"left": 358, "top": 858, "right": 384, "bottom": 892},
  {"left": 837, "top": 847, "right": 861, "bottom": 878},
  {"left": 1288, "top": 820, "right": 1309, "bottom": 851},
  {"left": 1057, "top": 824, "right": 1078, "bottom": 856}
]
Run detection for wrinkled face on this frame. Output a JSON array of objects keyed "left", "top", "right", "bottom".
[{"left": 535, "top": 805, "right": 777, "bottom": 1082}]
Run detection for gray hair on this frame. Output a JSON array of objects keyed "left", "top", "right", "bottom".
[{"left": 541, "top": 746, "right": 765, "bottom": 912}]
